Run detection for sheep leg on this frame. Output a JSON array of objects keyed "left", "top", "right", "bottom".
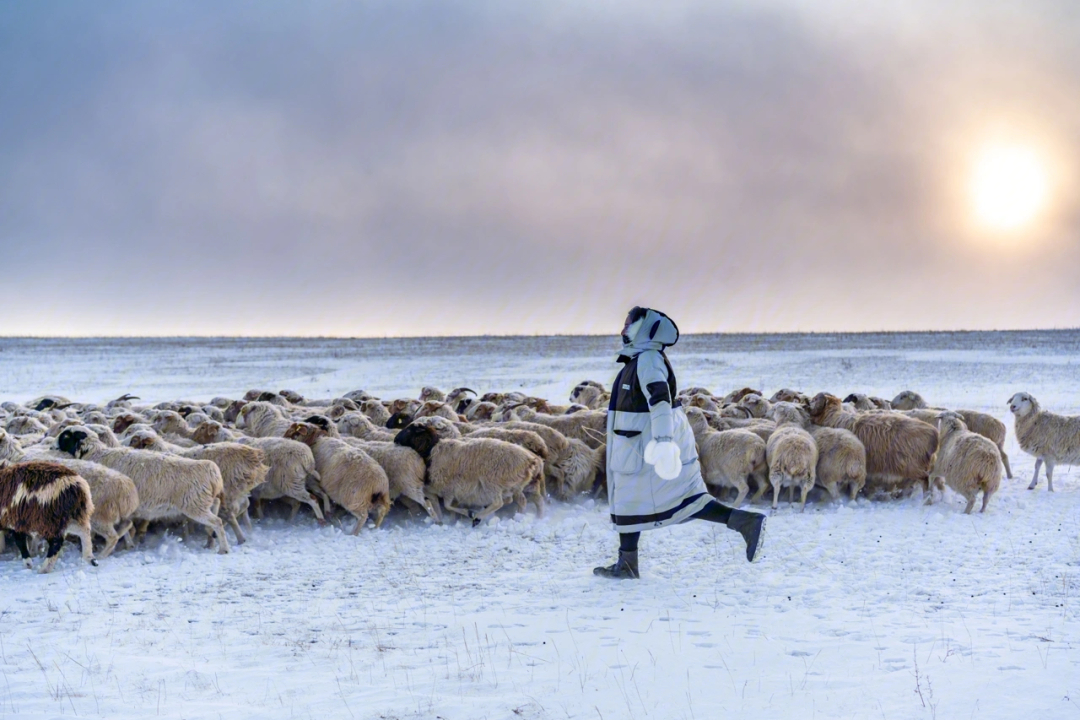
[
  {"left": 1000, "top": 447, "right": 1012, "bottom": 480},
  {"left": 441, "top": 498, "right": 474, "bottom": 519},
  {"left": 239, "top": 498, "right": 253, "bottom": 531},
  {"left": 1045, "top": 461, "right": 1055, "bottom": 492},
  {"left": 349, "top": 508, "right": 370, "bottom": 535},
  {"left": 750, "top": 477, "right": 770, "bottom": 504},
  {"left": 68, "top": 520, "right": 97, "bottom": 567},
  {"left": 11, "top": 531, "right": 33, "bottom": 569},
  {"left": 963, "top": 496, "right": 976, "bottom": 514},
  {"left": 731, "top": 482, "right": 748, "bottom": 508},
  {"left": 799, "top": 484, "right": 809, "bottom": 512},
  {"left": 787, "top": 483, "right": 794, "bottom": 505},
  {"left": 288, "top": 491, "right": 326, "bottom": 524},
  {"left": 771, "top": 477, "right": 782, "bottom": 510},
  {"left": 92, "top": 520, "right": 121, "bottom": 559},
  {"left": 468, "top": 496, "right": 506, "bottom": 526},
  {"left": 39, "top": 537, "right": 65, "bottom": 574},
  {"left": 1028, "top": 459, "right": 1042, "bottom": 490},
  {"left": 188, "top": 512, "right": 230, "bottom": 554},
  {"left": 980, "top": 487, "right": 994, "bottom": 513},
  {"left": 115, "top": 519, "right": 135, "bottom": 550},
  {"left": 225, "top": 512, "right": 247, "bottom": 545},
  {"left": 254, "top": 498, "right": 266, "bottom": 520}
]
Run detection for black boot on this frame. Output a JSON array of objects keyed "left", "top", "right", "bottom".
[
  {"left": 593, "top": 550, "right": 639, "bottom": 579},
  {"left": 726, "top": 510, "right": 766, "bottom": 562}
]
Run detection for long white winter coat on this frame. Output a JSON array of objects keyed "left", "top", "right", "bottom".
[{"left": 606, "top": 309, "right": 711, "bottom": 533}]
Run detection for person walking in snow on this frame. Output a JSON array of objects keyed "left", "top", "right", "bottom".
[{"left": 594, "top": 306, "right": 767, "bottom": 579}]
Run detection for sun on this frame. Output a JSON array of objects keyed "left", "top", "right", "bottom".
[{"left": 969, "top": 145, "right": 1049, "bottom": 232}]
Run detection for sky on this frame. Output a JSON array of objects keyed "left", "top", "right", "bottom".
[{"left": 1, "top": 1, "right": 1078, "bottom": 337}]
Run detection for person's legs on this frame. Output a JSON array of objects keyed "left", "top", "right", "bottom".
[
  {"left": 594, "top": 532, "right": 640, "bottom": 579},
  {"left": 694, "top": 499, "right": 766, "bottom": 562}
]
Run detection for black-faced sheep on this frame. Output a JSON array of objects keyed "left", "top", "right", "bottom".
[
  {"left": 0, "top": 460, "right": 97, "bottom": 572},
  {"left": 57, "top": 428, "right": 230, "bottom": 554},
  {"left": 394, "top": 423, "right": 544, "bottom": 524}
]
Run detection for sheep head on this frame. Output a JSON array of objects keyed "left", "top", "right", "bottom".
[
  {"left": 283, "top": 422, "right": 323, "bottom": 447},
  {"left": 1007, "top": 392, "right": 1038, "bottom": 417},
  {"left": 279, "top": 390, "right": 304, "bottom": 403},
  {"left": 393, "top": 423, "right": 439, "bottom": 460},
  {"left": 223, "top": 400, "right": 247, "bottom": 424},
  {"left": 112, "top": 413, "right": 140, "bottom": 434},
  {"left": 303, "top": 415, "right": 334, "bottom": 433},
  {"left": 386, "top": 412, "right": 414, "bottom": 430},
  {"left": 192, "top": 421, "right": 223, "bottom": 445},
  {"left": 57, "top": 428, "right": 90, "bottom": 458},
  {"left": 890, "top": 390, "right": 924, "bottom": 411},
  {"left": 807, "top": 392, "right": 840, "bottom": 419},
  {"left": 127, "top": 432, "right": 157, "bottom": 450}
]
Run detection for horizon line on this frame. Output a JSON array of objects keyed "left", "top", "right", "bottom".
[{"left": 1, "top": 327, "right": 1078, "bottom": 341}]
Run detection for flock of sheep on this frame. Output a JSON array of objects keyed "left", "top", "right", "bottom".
[{"left": 1, "top": 382, "right": 1078, "bottom": 572}]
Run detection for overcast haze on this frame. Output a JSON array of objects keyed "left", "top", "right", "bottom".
[{"left": 1, "top": 1, "right": 1078, "bottom": 337}]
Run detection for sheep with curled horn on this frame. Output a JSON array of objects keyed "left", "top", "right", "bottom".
[
  {"left": 283, "top": 422, "right": 391, "bottom": 534},
  {"left": 444, "top": 387, "right": 476, "bottom": 406},
  {"left": 191, "top": 421, "right": 328, "bottom": 523},
  {"left": 891, "top": 390, "right": 1012, "bottom": 479},
  {"left": 0, "top": 459, "right": 97, "bottom": 572},
  {"left": 807, "top": 392, "right": 937, "bottom": 498},
  {"left": 394, "top": 422, "right": 544, "bottom": 524},
  {"left": 57, "top": 427, "right": 231, "bottom": 553}
]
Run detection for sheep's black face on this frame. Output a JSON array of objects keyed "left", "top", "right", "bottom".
[
  {"left": 394, "top": 424, "right": 437, "bottom": 459},
  {"left": 58, "top": 429, "right": 88, "bottom": 457},
  {"left": 304, "top": 415, "right": 333, "bottom": 432},
  {"left": 258, "top": 392, "right": 277, "bottom": 402},
  {"left": 386, "top": 412, "right": 413, "bottom": 430},
  {"left": 35, "top": 398, "right": 57, "bottom": 411},
  {"left": 842, "top": 394, "right": 858, "bottom": 404},
  {"left": 454, "top": 399, "right": 473, "bottom": 415}
]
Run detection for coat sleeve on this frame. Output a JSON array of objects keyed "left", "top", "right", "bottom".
[{"left": 635, "top": 350, "right": 674, "bottom": 441}]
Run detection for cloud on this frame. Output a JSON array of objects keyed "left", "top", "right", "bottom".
[{"left": 1, "top": 0, "right": 1078, "bottom": 335}]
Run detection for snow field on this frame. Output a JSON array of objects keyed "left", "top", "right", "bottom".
[
  {"left": 2, "top": 332, "right": 1080, "bottom": 718},
  {"left": 2, "top": 449, "right": 1078, "bottom": 719}
]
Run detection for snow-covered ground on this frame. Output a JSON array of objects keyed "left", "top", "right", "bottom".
[{"left": 2, "top": 333, "right": 1079, "bottom": 719}]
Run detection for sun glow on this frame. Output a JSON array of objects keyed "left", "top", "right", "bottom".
[{"left": 969, "top": 145, "right": 1049, "bottom": 232}]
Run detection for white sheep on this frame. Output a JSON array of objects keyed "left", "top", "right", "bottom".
[
  {"left": 124, "top": 430, "right": 269, "bottom": 544},
  {"left": 930, "top": 413, "right": 1002, "bottom": 513},
  {"left": 808, "top": 393, "right": 937, "bottom": 498},
  {"left": 57, "top": 428, "right": 230, "bottom": 553},
  {"left": 236, "top": 401, "right": 295, "bottom": 437},
  {"left": 190, "top": 420, "right": 330, "bottom": 521},
  {"left": 685, "top": 407, "right": 767, "bottom": 506},
  {"left": 893, "top": 390, "right": 1012, "bottom": 479},
  {"left": 1007, "top": 392, "right": 1080, "bottom": 492},
  {"left": 394, "top": 423, "right": 544, "bottom": 524},
  {"left": 766, "top": 403, "right": 819, "bottom": 510},
  {"left": 283, "top": 422, "right": 391, "bottom": 533}
]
